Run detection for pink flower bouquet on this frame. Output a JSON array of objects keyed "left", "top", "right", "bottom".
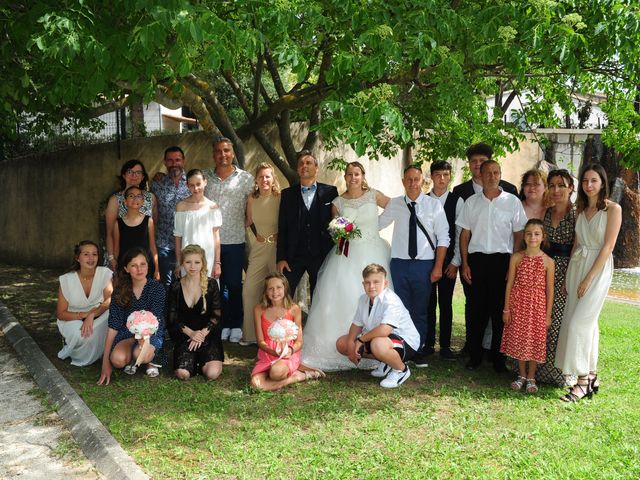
[
  {"left": 267, "top": 318, "right": 299, "bottom": 363},
  {"left": 126, "top": 310, "right": 159, "bottom": 367},
  {"left": 328, "top": 216, "right": 362, "bottom": 256}
]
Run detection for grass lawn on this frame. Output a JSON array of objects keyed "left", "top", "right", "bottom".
[{"left": 1, "top": 264, "right": 639, "bottom": 479}]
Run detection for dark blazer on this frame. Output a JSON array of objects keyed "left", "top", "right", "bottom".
[
  {"left": 452, "top": 179, "right": 518, "bottom": 201},
  {"left": 277, "top": 182, "right": 339, "bottom": 262}
]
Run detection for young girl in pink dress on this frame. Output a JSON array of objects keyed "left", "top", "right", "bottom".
[
  {"left": 250, "top": 273, "right": 323, "bottom": 391},
  {"left": 501, "top": 219, "right": 555, "bottom": 394}
]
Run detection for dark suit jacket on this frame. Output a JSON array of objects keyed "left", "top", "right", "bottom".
[
  {"left": 277, "top": 182, "right": 339, "bottom": 262},
  {"left": 452, "top": 179, "right": 518, "bottom": 201}
]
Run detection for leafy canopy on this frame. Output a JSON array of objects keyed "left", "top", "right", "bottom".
[{"left": 2, "top": 0, "right": 640, "bottom": 177}]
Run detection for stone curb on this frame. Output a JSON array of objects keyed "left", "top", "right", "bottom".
[{"left": 0, "top": 302, "right": 149, "bottom": 480}]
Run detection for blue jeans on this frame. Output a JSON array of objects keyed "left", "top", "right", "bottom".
[
  {"left": 390, "top": 258, "right": 434, "bottom": 352},
  {"left": 220, "top": 243, "right": 245, "bottom": 329},
  {"left": 158, "top": 247, "right": 176, "bottom": 289}
]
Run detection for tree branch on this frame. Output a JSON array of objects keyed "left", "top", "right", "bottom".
[
  {"left": 303, "top": 103, "right": 321, "bottom": 152},
  {"left": 263, "top": 46, "right": 286, "bottom": 97},
  {"left": 252, "top": 128, "right": 297, "bottom": 184},
  {"left": 222, "top": 70, "right": 252, "bottom": 119},
  {"left": 252, "top": 53, "right": 263, "bottom": 118}
]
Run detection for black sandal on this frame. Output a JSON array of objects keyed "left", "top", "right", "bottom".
[
  {"left": 590, "top": 373, "right": 599, "bottom": 394},
  {"left": 560, "top": 379, "right": 592, "bottom": 402}
]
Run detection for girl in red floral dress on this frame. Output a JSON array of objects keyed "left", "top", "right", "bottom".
[{"left": 501, "top": 219, "right": 555, "bottom": 394}]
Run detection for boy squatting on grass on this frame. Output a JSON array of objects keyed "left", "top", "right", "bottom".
[{"left": 336, "top": 264, "right": 421, "bottom": 388}]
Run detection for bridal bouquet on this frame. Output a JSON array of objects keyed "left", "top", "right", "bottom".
[
  {"left": 267, "top": 318, "right": 299, "bottom": 363},
  {"left": 126, "top": 310, "right": 159, "bottom": 367},
  {"left": 328, "top": 216, "right": 361, "bottom": 257}
]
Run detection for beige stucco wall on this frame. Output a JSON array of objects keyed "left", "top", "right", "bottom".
[{"left": 0, "top": 130, "right": 540, "bottom": 267}]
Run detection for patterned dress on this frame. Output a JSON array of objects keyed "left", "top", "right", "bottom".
[
  {"left": 501, "top": 254, "right": 548, "bottom": 363},
  {"left": 536, "top": 207, "right": 576, "bottom": 385}
]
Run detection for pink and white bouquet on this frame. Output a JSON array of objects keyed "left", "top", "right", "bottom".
[
  {"left": 267, "top": 318, "right": 299, "bottom": 363},
  {"left": 126, "top": 310, "right": 159, "bottom": 367},
  {"left": 328, "top": 216, "right": 361, "bottom": 257}
]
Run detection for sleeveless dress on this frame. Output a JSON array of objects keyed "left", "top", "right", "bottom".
[
  {"left": 252, "top": 310, "right": 301, "bottom": 376},
  {"left": 56, "top": 267, "right": 111, "bottom": 366},
  {"left": 536, "top": 207, "right": 576, "bottom": 385},
  {"left": 242, "top": 194, "right": 280, "bottom": 342},
  {"left": 500, "top": 254, "right": 548, "bottom": 363},
  {"left": 174, "top": 207, "right": 223, "bottom": 277},
  {"left": 301, "top": 189, "right": 391, "bottom": 371},
  {"left": 117, "top": 216, "right": 150, "bottom": 266},
  {"left": 555, "top": 209, "right": 613, "bottom": 377}
]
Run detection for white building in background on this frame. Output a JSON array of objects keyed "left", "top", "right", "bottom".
[
  {"left": 91, "top": 101, "right": 198, "bottom": 139},
  {"left": 486, "top": 90, "right": 608, "bottom": 130}
]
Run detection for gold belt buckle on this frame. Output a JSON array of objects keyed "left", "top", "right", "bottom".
[{"left": 266, "top": 234, "right": 275, "bottom": 244}]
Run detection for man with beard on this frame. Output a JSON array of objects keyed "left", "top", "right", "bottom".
[{"left": 151, "top": 146, "right": 191, "bottom": 288}]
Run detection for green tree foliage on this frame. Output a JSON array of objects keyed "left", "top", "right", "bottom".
[{"left": 2, "top": 1, "right": 640, "bottom": 179}]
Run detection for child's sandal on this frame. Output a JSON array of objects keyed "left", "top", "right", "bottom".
[
  {"left": 525, "top": 378, "right": 538, "bottom": 394},
  {"left": 304, "top": 369, "right": 325, "bottom": 381},
  {"left": 511, "top": 376, "right": 526, "bottom": 391}
]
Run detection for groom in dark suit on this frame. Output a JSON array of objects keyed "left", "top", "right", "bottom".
[{"left": 277, "top": 150, "right": 338, "bottom": 297}]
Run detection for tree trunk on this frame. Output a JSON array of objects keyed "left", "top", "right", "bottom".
[
  {"left": 130, "top": 103, "right": 146, "bottom": 137},
  {"left": 584, "top": 135, "right": 640, "bottom": 268}
]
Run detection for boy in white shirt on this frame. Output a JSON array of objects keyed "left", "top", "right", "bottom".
[{"left": 336, "top": 264, "right": 420, "bottom": 388}]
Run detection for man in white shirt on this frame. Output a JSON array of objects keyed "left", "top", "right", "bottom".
[
  {"left": 379, "top": 165, "right": 450, "bottom": 366},
  {"left": 426, "top": 160, "right": 464, "bottom": 360},
  {"left": 203, "top": 138, "right": 254, "bottom": 343},
  {"left": 451, "top": 143, "right": 518, "bottom": 355},
  {"left": 457, "top": 160, "right": 526, "bottom": 371}
]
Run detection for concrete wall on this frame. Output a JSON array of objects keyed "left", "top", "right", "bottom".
[{"left": 0, "top": 129, "right": 541, "bottom": 267}]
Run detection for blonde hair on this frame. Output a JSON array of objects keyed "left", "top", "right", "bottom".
[
  {"left": 346, "top": 161, "right": 370, "bottom": 191},
  {"left": 181, "top": 244, "right": 209, "bottom": 314},
  {"left": 519, "top": 169, "right": 552, "bottom": 207},
  {"left": 252, "top": 162, "right": 281, "bottom": 198},
  {"left": 362, "top": 263, "right": 387, "bottom": 278},
  {"left": 260, "top": 272, "right": 293, "bottom": 309}
]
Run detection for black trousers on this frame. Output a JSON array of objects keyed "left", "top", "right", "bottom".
[
  {"left": 283, "top": 253, "right": 326, "bottom": 300},
  {"left": 468, "top": 252, "right": 510, "bottom": 365},
  {"left": 426, "top": 266, "right": 456, "bottom": 350}
]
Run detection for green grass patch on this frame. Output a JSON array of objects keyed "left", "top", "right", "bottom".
[{"left": 1, "top": 265, "right": 639, "bottom": 479}]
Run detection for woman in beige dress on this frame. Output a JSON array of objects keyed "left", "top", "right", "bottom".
[{"left": 240, "top": 163, "right": 281, "bottom": 344}]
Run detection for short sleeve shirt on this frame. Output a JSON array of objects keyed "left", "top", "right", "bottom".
[
  {"left": 203, "top": 167, "right": 254, "bottom": 244},
  {"left": 151, "top": 174, "right": 191, "bottom": 249},
  {"left": 456, "top": 189, "right": 527, "bottom": 254}
]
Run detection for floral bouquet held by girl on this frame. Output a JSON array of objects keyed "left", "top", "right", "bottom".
[
  {"left": 126, "top": 310, "right": 159, "bottom": 367},
  {"left": 267, "top": 318, "right": 299, "bottom": 363},
  {"left": 328, "top": 216, "right": 362, "bottom": 257}
]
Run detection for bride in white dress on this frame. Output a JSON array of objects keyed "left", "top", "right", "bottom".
[{"left": 301, "top": 162, "right": 391, "bottom": 371}]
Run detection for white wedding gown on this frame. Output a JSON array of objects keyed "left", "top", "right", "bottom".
[{"left": 301, "top": 189, "right": 391, "bottom": 371}]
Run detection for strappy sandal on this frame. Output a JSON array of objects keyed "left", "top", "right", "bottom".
[
  {"left": 123, "top": 343, "right": 138, "bottom": 374},
  {"left": 510, "top": 376, "right": 526, "bottom": 391},
  {"left": 590, "top": 373, "right": 600, "bottom": 394},
  {"left": 560, "top": 379, "right": 592, "bottom": 402},
  {"left": 146, "top": 365, "right": 160, "bottom": 377},
  {"left": 525, "top": 378, "right": 538, "bottom": 394},
  {"left": 124, "top": 361, "right": 137, "bottom": 375},
  {"left": 303, "top": 369, "right": 325, "bottom": 381}
]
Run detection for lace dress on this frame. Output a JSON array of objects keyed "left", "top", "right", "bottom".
[{"left": 301, "top": 189, "right": 391, "bottom": 371}]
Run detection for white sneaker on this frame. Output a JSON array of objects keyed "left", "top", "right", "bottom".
[
  {"left": 370, "top": 362, "right": 391, "bottom": 378},
  {"left": 221, "top": 328, "right": 231, "bottom": 341},
  {"left": 380, "top": 366, "right": 411, "bottom": 388},
  {"left": 229, "top": 328, "right": 243, "bottom": 343}
]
